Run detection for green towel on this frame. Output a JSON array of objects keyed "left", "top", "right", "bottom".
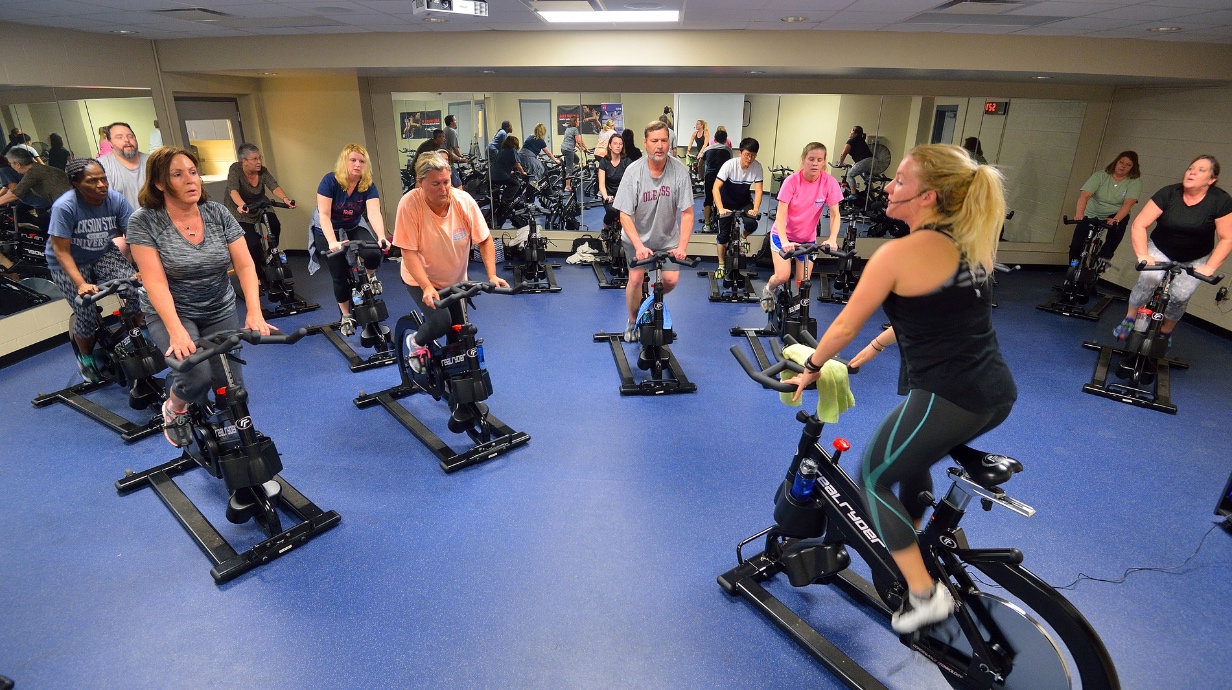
[{"left": 778, "top": 343, "right": 856, "bottom": 423}]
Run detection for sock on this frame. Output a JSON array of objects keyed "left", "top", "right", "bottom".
[{"left": 913, "top": 584, "right": 935, "bottom": 600}]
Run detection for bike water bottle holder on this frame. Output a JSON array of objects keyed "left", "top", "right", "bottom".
[
  {"left": 772, "top": 479, "right": 829, "bottom": 539},
  {"left": 781, "top": 541, "right": 851, "bottom": 588}
]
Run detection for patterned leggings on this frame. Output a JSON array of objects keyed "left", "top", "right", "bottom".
[{"left": 48, "top": 244, "right": 137, "bottom": 339}]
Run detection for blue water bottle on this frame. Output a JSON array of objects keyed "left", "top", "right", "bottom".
[
  {"left": 790, "top": 459, "right": 820, "bottom": 502},
  {"left": 351, "top": 288, "right": 363, "bottom": 306}
]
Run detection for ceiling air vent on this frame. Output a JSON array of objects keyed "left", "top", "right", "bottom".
[
  {"left": 151, "top": 7, "right": 232, "bottom": 21},
  {"left": 932, "top": 0, "right": 1029, "bottom": 14}
]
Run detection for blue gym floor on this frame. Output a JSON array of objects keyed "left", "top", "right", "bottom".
[{"left": 2, "top": 219, "right": 1231, "bottom": 688}]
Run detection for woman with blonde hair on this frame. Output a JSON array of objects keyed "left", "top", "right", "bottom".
[
  {"left": 312, "top": 143, "right": 390, "bottom": 336},
  {"left": 787, "top": 144, "right": 1016, "bottom": 634},
  {"left": 97, "top": 126, "right": 113, "bottom": 157},
  {"left": 595, "top": 119, "right": 618, "bottom": 157},
  {"left": 687, "top": 119, "right": 709, "bottom": 161}
]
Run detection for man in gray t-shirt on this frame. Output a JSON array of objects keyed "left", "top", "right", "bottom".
[
  {"left": 96, "top": 123, "right": 150, "bottom": 210},
  {"left": 443, "top": 115, "right": 465, "bottom": 164},
  {"left": 611, "top": 120, "right": 694, "bottom": 341}
]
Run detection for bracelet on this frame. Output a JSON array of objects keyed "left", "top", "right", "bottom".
[
  {"left": 804, "top": 358, "right": 822, "bottom": 373},
  {"left": 870, "top": 340, "right": 885, "bottom": 352}
]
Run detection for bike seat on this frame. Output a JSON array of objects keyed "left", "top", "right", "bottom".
[{"left": 948, "top": 444, "right": 1022, "bottom": 489}]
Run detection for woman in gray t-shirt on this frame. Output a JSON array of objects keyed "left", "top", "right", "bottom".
[{"left": 127, "top": 147, "right": 273, "bottom": 448}]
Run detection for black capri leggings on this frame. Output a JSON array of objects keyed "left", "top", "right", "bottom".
[
  {"left": 1068, "top": 216, "right": 1127, "bottom": 263},
  {"left": 311, "top": 226, "right": 382, "bottom": 304},
  {"left": 238, "top": 212, "right": 282, "bottom": 273},
  {"left": 405, "top": 284, "right": 466, "bottom": 347},
  {"left": 860, "top": 389, "right": 1013, "bottom": 551}
]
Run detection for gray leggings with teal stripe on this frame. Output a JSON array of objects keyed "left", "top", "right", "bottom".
[{"left": 860, "top": 390, "right": 1012, "bottom": 551}]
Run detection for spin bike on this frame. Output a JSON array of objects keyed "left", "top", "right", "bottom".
[
  {"left": 595, "top": 251, "right": 700, "bottom": 396},
  {"left": 1082, "top": 260, "right": 1222, "bottom": 414},
  {"left": 719, "top": 347, "right": 1121, "bottom": 690},
  {"left": 245, "top": 198, "right": 319, "bottom": 320},
  {"left": 698, "top": 208, "right": 761, "bottom": 303},
  {"left": 731, "top": 243, "right": 854, "bottom": 369},
  {"left": 1037, "top": 216, "right": 1119, "bottom": 321},
  {"left": 354, "top": 280, "right": 529, "bottom": 473},
  {"left": 306, "top": 240, "right": 396, "bottom": 372},
  {"left": 592, "top": 213, "right": 628, "bottom": 289},
  {"left": 505, "top": 213, "right": 561, "bottom": 293},
  {"left": 32, "top": 277, "right": 167, "bottom": 443},
  {"left": 115, "top": 328, "right": 340, "bottom": 583},
  {"left": 819, "top": 219, "right": 861, "bottom": 304}
]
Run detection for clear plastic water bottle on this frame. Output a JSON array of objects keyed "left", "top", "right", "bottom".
[
  {"left": 351, "top": 288, "right": 363, "bottom": 306},
  {"left": 790, "top": 459, "right": 820, "bottom": 502},
  {"left": 1070, "top": 259, "right": 1079, "bottom": 268},
  {"left": 278, "top": 250, "right": 287, "bottom": 264},
  {"left": 1133, "top": 307, "right": 1152, "bottom": 332}
]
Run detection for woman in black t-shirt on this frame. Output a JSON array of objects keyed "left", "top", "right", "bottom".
[
  {"left": 597, "top": 134, "right": 630, "bottom": 227},
  {"left": 1114, "top": 155, "right": 1232, "bottom": 344}
]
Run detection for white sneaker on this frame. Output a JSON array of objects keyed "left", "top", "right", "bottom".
[
  {"left": 891, "top": 580, "right": 955, "bottom": 633},
  {"left": 623, "top": 321, "right": 638, "bottom": 343},
  {"left": 760, "top": 284, "right": 775, "bottom": 312}
]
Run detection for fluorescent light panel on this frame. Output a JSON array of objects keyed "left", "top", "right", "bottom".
[{"left": 538, "top": 10, "right": 679, "bottom": 23}]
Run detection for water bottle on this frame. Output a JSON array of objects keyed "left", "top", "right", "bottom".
[
  {"left": 1070, "top": 260, "right": 1079, "bottom": 268},
  {"left": 475, "top": 343, "right": 485, "bottom": 368},
  {"left": 1133, "top": 307, "right": 1152, "bottom": 332},
  {"left": 790, "top": 459, "right": 820, "bottom": 502},
  {"left": 278, "top": 250, "right": 287, "bottom": 265},
  {"left": 351, "top": 288, "right": 363, "bottom": 306}
]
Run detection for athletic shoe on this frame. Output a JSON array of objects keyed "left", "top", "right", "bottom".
[
  {"left": 891, "top": 580, "right": 956, "bottom": 634},
  {"left": 161, "top": 399, "right": 193, "bottom": 448},
  {"left": 760, "top": 284, "right": 775, "bottom": 312},
  {"left": 339, "top": 315, "right": 357, "bottom": 337},
  {"left": 713, "top": 266, "right": 725, "bottom": 281},
  {"left": 1112, "top": 317, "right": 1135, "bottom": 341},
  {"left": 408, "top": 343, "right": 431, "bottom": 374},
  {"left": 369, "top": 276, "right": 383, "bottom": 295},
  {"left": 76, "top": 353, "right": 104, "bottom": 384},
  {"left": 623, "top": 321, "right": 638, "bottom": 343}
]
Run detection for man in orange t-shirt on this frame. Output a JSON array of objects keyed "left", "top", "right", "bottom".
[{"left": 393, "top": 151, "right": 508, "bottom": 372}]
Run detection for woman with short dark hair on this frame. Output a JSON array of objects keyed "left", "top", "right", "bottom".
[{"left": 225, "top": 143, "right": 295, "bottom": 277}]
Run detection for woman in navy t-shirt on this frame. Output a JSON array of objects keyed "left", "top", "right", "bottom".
[
  {"left": 1114, "top": 154, "right": 1232, "bottom": 346},
  {"left": 313, "top": 143, "right": 390, "bottom": 336}
]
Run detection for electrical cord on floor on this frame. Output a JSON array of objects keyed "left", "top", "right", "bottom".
[{"left": 968, "top": 521, "right": 1226, "bottom": 591}]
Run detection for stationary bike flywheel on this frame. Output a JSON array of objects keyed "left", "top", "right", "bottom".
[{"left": 926, "top": 592, "right": 1070, "bottom": 689}]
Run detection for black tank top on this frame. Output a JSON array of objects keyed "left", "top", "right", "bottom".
[{"left": 881, "top": 244, "right": 1017, "bottom": 412}]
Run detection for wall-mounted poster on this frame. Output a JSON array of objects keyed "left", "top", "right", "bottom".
[
  {"left": 400, "top": 110, "right": 442, "bottom": 139},
  {"left": 556, "top": 104, "right": 623, "bottom": 135},
  {"left": 556, "top": 105, "right": 580, "bottom": 135}
]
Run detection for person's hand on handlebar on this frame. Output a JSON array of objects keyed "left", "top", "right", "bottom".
[
  {"left": 375, "top": 236, "right": 392, "bottom": 251},
  {"left": 327, "top": 238, "right": 349, "bottom": 254},
  {"left": 1137, "top": 254, "right": 1156, "bottom": 267},
  {"left": 237, "top": 203, "right": 249, "bottom": 215},
  {"left": 420, "top": 285, "right": 440, "bottom": 308},
  {"left": 1193, "top": 263, "right": 1217, "bottom": 278},
  {"left": 282, "top": 198, "right": 297, "bottom": 209},
  {"left": 745, "top": 209, "right": 759, "bottom": 218},
  {"left": 784, "top": 369, "right": 820, "bottom": 403},
  {"left": 670, "top": 246, "right": 689, "bottom": 262},
  {"left": 634, "top": 245, "right": 654, "bottom": 262},
  {"left": 76, "top": 282, "right": 99, "bottom": 297},
  {"left": 488, "top": 274, "right": 511, "bottom": 289},
  {"left": 244, "top": 310, "right": 277, "bottom": 337},
  {"left": 166, "top": 326, "right": 197, "bottom": 360},
  {"left": 848, "top": 341, "right": 883, "bottom": 369}
]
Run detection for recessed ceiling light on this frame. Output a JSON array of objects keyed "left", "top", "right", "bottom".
[
  {"left": 261, "top": 72, "right": 278, "bottom": 76},
  {"left": 781, "top": 16, "right": 808, "bottom": 23},
  {"left": 1147, "top": 26, "right": 1182, "bottom": 32},
  {"left": 625, "top": 2, "right": 663, "bottom": 8},
  {"left": 747, "top": 70, "right": 765, "bottom": 74},
  {"left": 111, "top": 29, "right": 139, "bottom": 34},
  {"left": 200, "top": 19, "right": 220, "bottom": 22},
  {"left": 423, "top": 16, "right": 448, "bottom": 23},
  {"left": 538, "top": 10, "right": 679, "bottom": 23},
  {"left": 480, "top": 70, "right": 495, "bottom": 74},
  {"left": 1032, "top": 76, "right": 1051, "bottom": 79}
]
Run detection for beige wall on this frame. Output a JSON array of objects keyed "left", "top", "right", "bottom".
[
  {"left": 1000, "top": 99, "right": 1088, "bottom": 244},
  {"left": 772, "top": 94, "right": 841, "bottom": 173},
  {"left": 1095, "top": 85, "right": 1232, "bottom": 330}
]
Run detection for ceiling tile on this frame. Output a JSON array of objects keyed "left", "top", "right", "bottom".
[
  {"left": 1006, "top": 2, "right": 1123, "bottom": 17},
  {"left": 1176, "top": 9, "right": 1232, "bottom": 24},
  {"left": 1143, "top": 0, "right": 1232, "bottom": 8},
  {"left": 1090, "top": 5, "right": 1203, "bottom": 21}
]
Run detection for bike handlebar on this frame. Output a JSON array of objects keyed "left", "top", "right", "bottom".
[
  {"left": 1135, "top": 260, "right": 1224, "bottom": 284},
  {"left": 730, "top": 344, "right": 859, "bottom": 394},
  {"left": 166, "top": 328, "right": 307, "bottom": 373},
  {"left": 246, "top": 199, "right": 291, "bottom": 213},
  {"left": 630, "top": 251, "right": 701, "bottom": 270},
  {"left": 75, "top": 276, "right": 141, "bottom": 308},
  {"left": 1062, "top": 215, "right": 1112, "bottom": 227},
  {"left": 829, "top": 163, "right": 852, "bottom": 170},
  {"left": 717, "top": 210, "right": 762, "bottom": 220},
  {"left": 325, "top": 239, "right": 381, "bottom": 259},
  {"left": 433, "top": 280, "right": 521, "bottom": 309},
  {"left": 820, "top": 244, "right": 856, "bottom": 260}
]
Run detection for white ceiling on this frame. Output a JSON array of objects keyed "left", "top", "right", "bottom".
[{"left": 1, "top": 0, "right": 1231, "bottom": 43}]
